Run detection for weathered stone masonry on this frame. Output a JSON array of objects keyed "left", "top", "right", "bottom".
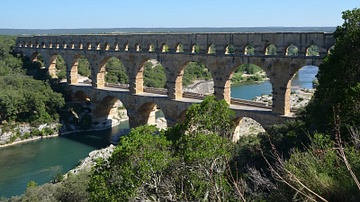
[{"left": 15, "top": 32, "right": 334, "bottom": 129}]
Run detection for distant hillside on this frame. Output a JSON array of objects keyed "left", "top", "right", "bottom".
[{"left": 0, "top": 27, "right": 336, "bottom": 35}]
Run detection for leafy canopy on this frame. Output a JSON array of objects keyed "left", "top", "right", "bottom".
[{"left": 305, "top": 8, "right": 360, "bottom": 134}]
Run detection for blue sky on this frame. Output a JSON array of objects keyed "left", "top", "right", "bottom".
[{"left": 1, "top": 0, "right": 358, "bottom": 29}]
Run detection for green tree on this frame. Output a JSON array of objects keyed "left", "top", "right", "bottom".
[
  {"left": 143, "top": 62, "right": 166, "bottom": 88},
  {"left": 175, "top": 132, "right": 233, "bottom": 201},
  {"left": 0, "top": 75, "right": 64, "bottom": 125},
  {"left": 286, "top": 44, "right": 299, "bottom": 56},
  {"left": 266, "top": 132, "right": 360, "bottom": 201},
  {"left": 182, "top": 62, "right": 211, "bottom": 86},
  {"left": 181, "top": 95, "right": 236, "bottom": 139},
  {"left": 105, "top": 57, "right": 128, "bottom": 84},
  {"left": 88, "top": 125, "right": 174, "bottom": 201},
  {"left": 305, "top": 8, "right": 360, "bottom": 135},
  {"left": 0, "top": 36, "right": 23, "bottom": 75},
  {"left": 78, "top": 56, "right": 91, "bottom": 77},
  {"left": 88, "top": 97, "right": 239, "bottom": 201}
]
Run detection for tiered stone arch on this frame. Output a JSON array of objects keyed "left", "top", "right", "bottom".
[{"left": 92, "top": 95, "right": 125, "bottom": 126}]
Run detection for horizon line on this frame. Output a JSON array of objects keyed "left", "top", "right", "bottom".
[{"left": 0, "top": 26, "right": 337, "bottom": 30}]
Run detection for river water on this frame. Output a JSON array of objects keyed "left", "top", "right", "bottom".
[
  {"left": 0, "top": 66, "right": 318, "bottom": 198},
  {"left": 0, "top": 122, "right": 129, "bottom": 198},
  {"left": 231, "top": 66, "right": 318, "bottom": 100}
]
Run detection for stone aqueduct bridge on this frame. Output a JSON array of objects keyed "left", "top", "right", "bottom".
[{"left": 15, "top": 32, "right": 334, "bottom": 130}]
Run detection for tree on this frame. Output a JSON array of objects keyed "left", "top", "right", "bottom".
[
  {"left": 88, "top": 125, "right": 174, "bottom": 201},
  {"left": 0, "top": 75, "right": 64, "bottom": 124},
  {"left": 181, "top": 95, "right": 236, "bottom": 139},
  {"left": 305, "top": 8, "right": 360, "bottom": 135},
  {"left": 88, "top": 97, "right": 238, "bottom": 201},
  {"left": 78, "top": 56, "right": 91, "bottom": 77},
  {"left": 105, "top": 57, "right": 128, "bottom": 84},
  {"left": 182, "top": 62, "right": 211, "bottom": 86},
  {"left": 143, "top": 63, "right": 166, "bottom": 88}
]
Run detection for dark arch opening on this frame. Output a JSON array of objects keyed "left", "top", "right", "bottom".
[
  {"left": 72, "top": 90, "right": 90, "bottom": 102},
  {"left": 60, "top": 90, "right": 92, "bottom": 131},
  {"left": 26, "top": 52, "right": 45, "bottom": 78}
]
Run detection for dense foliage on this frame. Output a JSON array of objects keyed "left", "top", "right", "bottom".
[
  {"left": 0, "top": 36, "right": 65, "bottom": 125},
  {"left": 0, "top": 36, "right": 23, "bottom": 75},
  {"left": 89, "top": 96, "right": 236, "bottom": 201},
  {"left": 306, "top": 8, "right": 360, "bottom": 135},
  {"left": 0, "top": 75, "right": 64, "bottom": 124},
  {"left": 105, "top": 57, "right": 128, "bottom": 84},
  {"left": 143, "top": 61, "right": 167, "bottom": 88},
  {"left": 182, "top": 62, "right": 212, "bottom": 86}
]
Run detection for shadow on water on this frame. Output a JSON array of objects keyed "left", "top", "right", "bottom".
[{"left": 60, "top": 120, "right": 130, "bottom": 149}]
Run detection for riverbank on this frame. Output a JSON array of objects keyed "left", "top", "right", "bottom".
[
  {"left": 252, "top": 88, "right": 315, "bottom": 110},
  {"left": 0, "top": 117, "right": 125, "bottom": 148},
  {"left": 0, "top": 133, "right": 59, "bottom": 149},
  {"left": 0, "top": 123, "right": 60, "bottom": 147}
]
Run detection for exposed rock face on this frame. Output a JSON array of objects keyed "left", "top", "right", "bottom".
[
  {"left": 0, "top": 124, "right": 59, "bottom": 146},
  {"left": 252, "top": 88, "right": 315, "bottom": 110},
  {"left": 67, "top": 144, "right": 116, "bottom": 175},
  {"left": 183, "top": 80, "right": 214, "bottom": 95}
]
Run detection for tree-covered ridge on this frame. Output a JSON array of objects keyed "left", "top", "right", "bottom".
[{"left": 0, "top": 35, "right": 65, "bottom": 125}]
